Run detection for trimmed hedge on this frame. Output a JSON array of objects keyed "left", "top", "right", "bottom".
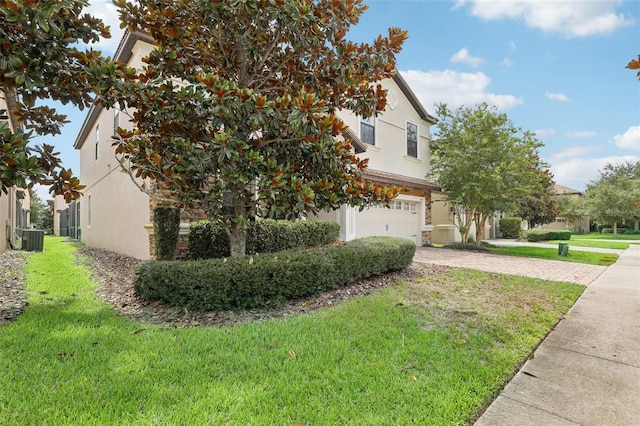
[
  {"left": 499, "top": 217, "right": 522, "bottom": 239},
  {"left": 188, "top": 219, "right": 340, "bottom": 259},
  {"left": 526, "top": 229, "right": 572, "bottom": 242},
  {"left": 135, "top": 236, "right": 416, "bottom": 311}
]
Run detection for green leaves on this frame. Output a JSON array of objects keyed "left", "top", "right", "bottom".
[
  {"left": 431, "top": 102, "right": 549, "bottom": 243},
  {"left": 102, "top": 0, "right": 404, "bottom": 254},
  {"left": 1, "top": 0, "right": 111, "bottom": 200}
]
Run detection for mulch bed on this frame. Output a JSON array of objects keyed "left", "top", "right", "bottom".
[
  {"left": 76, "top": 245, "right": 426, "bottom": 328},
  {"left": 0, "top": 250, "right": 29, "bottom": 326}
]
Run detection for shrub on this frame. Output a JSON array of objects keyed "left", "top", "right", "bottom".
[
  {"left": 499, "top": 217, "right": 522, "bottom": 239},
  {"left": 153, "top": 205, "right": 181, "bottom": 260},
  {"left": 135, "top": 236, "right": 415, "bottom": 311},
  {"left": 188, "top": 221, "right": 230, "bottom": 260},
  {"left": 625, "top": 229, "right": 640, "bottom": 235},
  {"left": 526, "top": 229, "right": 572, "bottom": 242},
  {"left": 188, "top": 219, "right": 340, "bottom": 259}
]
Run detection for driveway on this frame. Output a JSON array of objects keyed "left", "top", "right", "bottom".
[{"left": 413, "top": 246, "right": 607, "bottom": 285}]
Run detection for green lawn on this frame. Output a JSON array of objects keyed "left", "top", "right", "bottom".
[
  {"left": 571, "top": 232, "right": 640, "bottom": 241},
  {"left": 489, "top": 246, "right": 618, "bottom": 266},
  {"left": 0, "top": 237, "right": 585, "bottom": 425},
  {"left": 543, "top": 239, "right": 629, "bottom": 250}
]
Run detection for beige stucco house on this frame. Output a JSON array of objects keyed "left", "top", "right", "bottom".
[
  {"left": 542, "top": 184, "right": 590, "bottom": 234},
  {"left": 73, "top": 30, "right": 444, "bottom": 259},
  {"left": 1, "top": 92, "right": 31, "bottom": 253}
]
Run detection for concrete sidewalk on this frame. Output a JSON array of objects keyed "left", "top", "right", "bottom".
[{"left": 474, "top": 244, "right": 640, "bottom": 425}]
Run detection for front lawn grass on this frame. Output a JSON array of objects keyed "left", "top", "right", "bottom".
[
  {"left": 0, "top": 237, "right": 584, "bottom": 425},
  {"left": 489, "top": 246, "right": 618, "bottom": 266},
  {"left": 543, "top": 239, "right": 629, "bottom": 250},
  {"left": 571, "top": 232, "right": 640, "bottom": 241}
]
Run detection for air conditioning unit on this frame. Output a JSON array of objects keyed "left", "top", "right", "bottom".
[{"left": 21, "top": 229, "right": 45, "bottom": 252}]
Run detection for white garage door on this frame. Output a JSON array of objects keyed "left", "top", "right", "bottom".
[{"left": 355, "top": 200, "right": 420, "bottom": 244}]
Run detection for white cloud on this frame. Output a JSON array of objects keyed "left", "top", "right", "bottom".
[
  {"left": 508, "top": 40, "right": 517, "bottom": 51},
  {"left": 450, "top": 48, "right": 484, "bottom": 68},
  {"left": 545, "top": 92, "right": 571, "bottom": 102},
  {"left": 400, "top": 69, "right": 523, "bottom": 111},
  {"left": 565, "top": 130, "right": 599, "bottom": 138},
  {"left": 454, "top": 0, "right": 634, "bottom": 37},
  {"left": 83, "top": 0, "right": 124, "bottom": 54},
  {"left": 534, "top": 128, "right": 556, "bottom": 139},
  {"left": 548, "top": 154, "right": 640, "bottom": 189},
  {"left": 500, "top": 57, "right": 514, "bottom": 67},
  {"left": 614, "top": 126, "right": 640, "bottom": 150},
  {"left": 547, "top": 145, "right": 602, "bottom": 162}
]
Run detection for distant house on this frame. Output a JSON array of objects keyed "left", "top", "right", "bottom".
[
  {"left": 1, "top": 92, "right": 31, "bottom": 253},
  {"left": 542, "top": 184, "right": 590, "bottom": 234},
  {"left": 73, "top": 30, "right": 444, "bottom": 259}
]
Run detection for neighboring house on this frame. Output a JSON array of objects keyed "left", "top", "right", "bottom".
[
  {"left": 53, "top": 195, "right": 81, "bottom": 239},
  {"left": 74, "top": 30, "right": 442, "bottom": 259},
  {"left": 543, "top": 184, "right": 590, "bottom": 234},
  {"left": 1, "top": 92, "right": 31, "bottom": 253}
]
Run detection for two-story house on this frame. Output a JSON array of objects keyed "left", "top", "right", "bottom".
[{"left": 73, "top": 30, "right": 440, "bottom": 259}]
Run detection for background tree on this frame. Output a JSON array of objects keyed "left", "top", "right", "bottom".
[
  {"left": 516, "top": 168, "right": 558, "bottom": 229},
  {"left": 554, "top": 194, "right": 586, "bottom": 232},
  {"left": 97, "top": 0, "right": 406, "bottom": 256},
  {"left": 27, "top": 190, "right": 53, "bottom": 233},
  {"left": 1, "top": 0, "right": 109, "bottom": 201},
  {"left": 430, "top": 102, "right": 547, "bottom": 244},
  {"left": 582, "top": 162, "right": 640, "bottom": 237}
]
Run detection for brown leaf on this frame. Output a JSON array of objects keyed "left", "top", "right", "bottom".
[
  {"left": 288, "top": 349, "right": 297, "bottom": 359},
  {"left": 409, "top": 375, "right": 417, "bottom": 381}
]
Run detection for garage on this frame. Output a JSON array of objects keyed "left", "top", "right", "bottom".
[{"left": 355, "top": 199, "right": 421, "bottom": 244}]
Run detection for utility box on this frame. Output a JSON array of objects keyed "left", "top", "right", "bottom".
[{"left": 21, "top": 229, "right": 45, "bottom": 252}]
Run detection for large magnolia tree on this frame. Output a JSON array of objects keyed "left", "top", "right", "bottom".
[
  {"left": 430, "top": 102, "right": 548, "bottom": 244},
  {"left": 0, "top": 0, "right": 109, "bottom": 201},
  {"left": 97, "top": 0, "right": 406, "bottom": 256}
]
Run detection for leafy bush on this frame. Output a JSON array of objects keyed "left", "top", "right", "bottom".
[
  {"left": 135, "top": 237, "right": 415, "bottom": 311},
  {"left": 499, "top": 217, "right": 522, "bottom": 239},
  {"left": 153, "top": 205, "right": 181, "bottom": 260},
  {"left": 188, "top": 219, "right": 340, "bottom": 259},
  {"left": 625, "top": 229, "right": 640, "bottom": 235},
  {"left": 601, "top": 228, "right": 613, "bottom": 234},
  {"left": 526, "top": 229, "right": 572, "bottom": 242}
]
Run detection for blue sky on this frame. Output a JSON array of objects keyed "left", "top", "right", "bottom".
[{"left": 35, "top": 0, "right": 639, "bottom": 199}]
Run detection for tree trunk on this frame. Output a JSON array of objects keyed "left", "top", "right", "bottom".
[
  {"left": 474, "top": 213, "right": 488, "bottom": 245},
  {"left": 613, "top": 221, "right": 618, "bottom": 239},
  {"left": 228, "top": 224, "right": 247, "bottom": 257}
]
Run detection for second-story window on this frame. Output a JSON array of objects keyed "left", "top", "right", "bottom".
[
  {"left": 95, "top": 123, "right": 100, "bottom": 161},
  {"left": 406, "top": 121, "right": 418, "bottom": 158},
  {"left": 360, "top": 115, "right": 375, "bottom": 146}
]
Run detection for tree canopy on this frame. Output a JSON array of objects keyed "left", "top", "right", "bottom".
[
  {"left": 430, "top": 102, "right": 548, "bottom": 244},
  {"left": 582, "top": 162, "right": 640, "bottom": 237},
  {"left": 97, "top": 0, "right": 407, "bottom": 256},
  {"left": 516, "top": 168, "right": 558, "bottom": 229},
  {"left": 0, "top": 0, "right": 110, "bottom": 201}
]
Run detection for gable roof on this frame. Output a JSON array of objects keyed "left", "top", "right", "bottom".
[
  {"left": 555, "top": 184, "right": 583, "bottom": 196},
  {"left": 391, "top": 73, "right": 438, "bottom": 125}
]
